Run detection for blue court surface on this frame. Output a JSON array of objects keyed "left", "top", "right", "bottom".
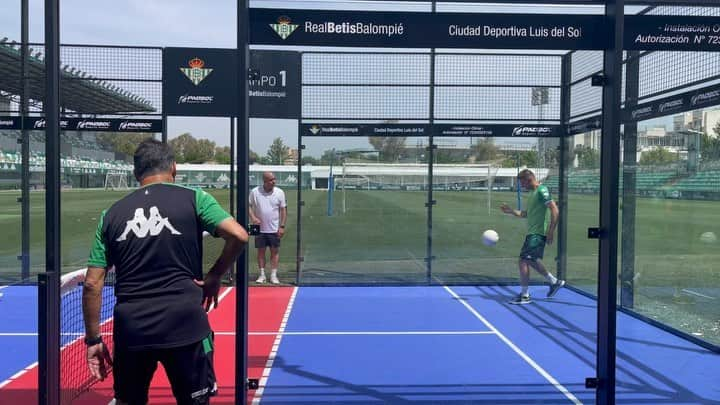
[
  {"left": 0, "top": 284, "right": 115, "bottom": 385},
  {"left": 254, "top": 286, "right": 720, "bottom": 404},
  {"left": 2, "top": 284, "right": 719, "bottom": 404}
]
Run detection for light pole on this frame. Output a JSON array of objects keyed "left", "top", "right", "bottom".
[
  {"left": 684, "top": 128, "right": 703, "bottom": 173},
  {"left": 327, "top": 148, "right": 336, "bottom": 216}
]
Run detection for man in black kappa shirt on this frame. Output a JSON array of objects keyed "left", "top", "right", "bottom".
[{"left": 82, "top": 139, "right": 248, "bottom": 405}]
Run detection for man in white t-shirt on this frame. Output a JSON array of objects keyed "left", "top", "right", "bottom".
[{"left": 249, "top": 171, "right": 287, "bottom": 284}]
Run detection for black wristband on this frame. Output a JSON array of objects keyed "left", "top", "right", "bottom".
[{"left": 84, "top": 335, "right": 103, "bottom": 346}]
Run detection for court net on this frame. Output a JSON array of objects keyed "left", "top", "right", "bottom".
[{"left": 60, "top": 267, "right": 116, "bottom": 405}]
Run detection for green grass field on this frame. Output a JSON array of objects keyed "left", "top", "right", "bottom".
[{"left": 0, "top": 187, "right": 718, "bottom": 346}]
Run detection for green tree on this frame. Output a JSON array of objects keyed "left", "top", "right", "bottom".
[
  {"left": 188, "top": 139, "right": 215, "bottom": 163},
  {"left": 574, "top": 146, "right": 600, "bottom": 169},
  {"left": 471, "top": 139, "right": 498, "bottom": 162},
  {"left": 95, "top": 132, "right": 154, "bottom": 157},
  {"left": 301, "top": 156, "right": 319, "bottom": 165},
  {"left": 435, "top": 148, "right": 465, "bottom": 164},
  {"left": 169, "top": 133, "right": 197, "bottom": 163},
  {"left": 368, "top": 136, "right": 406, "bottom": 162},
  {"left": 701, "top": 123, "right": 720, "bottom": 161},
  {"left": 639, "top": 146, "right": 678, "bottom": 166},
  {"left": 500, "top": 150, "right": 539, "bottom": 168},
  {"left": 320, "top": 149, "right": 338, "bottom": 165},
  {"left": 543, "top": 146, "right": 560, "bottom": 169},
  {"left": 266, "top": 137, "right": 290, "bottom": 165},
  {"left": 169, "top": 133, "right": 216, "bottom": 163},
  {"left": 214, "top": 146, "right": 231, "bottom": 164},
  {"left": 249, "top": 150, "right": 261, "bottom": 164}
]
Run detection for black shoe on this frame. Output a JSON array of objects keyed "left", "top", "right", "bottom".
[
  {"left": 547, "top": 280, "right": 566, "bottom": 298},
  {"left": 509, "top": 295, "right": 532, "bottom": 305}
]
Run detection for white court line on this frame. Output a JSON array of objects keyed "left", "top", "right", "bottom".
[
  {"left": 0, "top": 286, "right": 233, "bottom": 391},
  {"left": 0, "top": 361, "right": 38, "bottom": 389},
  {"left": 443, "top": 286, "right": 582, "bottom": 405},
  {"left": 244, "top": 331, "right": 496, "bottom": 336},
  {"left": 210, "top": 287, "right": 234, "bottom": 314},
  {"left": 681, "top": 289, "right": 716, "bottom": 300},
  {"left": 252, "top": 286, "right": 299, "bottom": 405}
]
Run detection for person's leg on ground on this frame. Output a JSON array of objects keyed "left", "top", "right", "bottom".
[
  {"left": 161, "top": 334, "right": 217, "bottom": 405},
  {"left": 113, "top": 347, "right": 158, "bottom": 405},
  {"left": 509, "top": 259, "right": 532, "bottom": 305},
  {"left": 269, "top": 245, "right": 280, "bottom": 284},
  {"left": 529, "top": 260, "right": 565, "bottom": 297},
  {"left": 256, "top": 242, "right": 267, "bottom": 283}
]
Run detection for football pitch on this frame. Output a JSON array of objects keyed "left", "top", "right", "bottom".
[{"left": 0, "top": 187, "right": 718, "bottom": 345}]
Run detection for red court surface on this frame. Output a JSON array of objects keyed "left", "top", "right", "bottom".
[{"left": 0, "top": 286, "right": 295, "bottom": 405}]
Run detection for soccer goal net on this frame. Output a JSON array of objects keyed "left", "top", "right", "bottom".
[
  {"left": 104, "top": 172, "right": 129, "bottom": 190},
  {"left": 335, "top": 163, "right": 499, "bottom": 213}
]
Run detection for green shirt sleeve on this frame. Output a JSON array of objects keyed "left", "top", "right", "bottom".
[
  {"left": 87, "top": 210, "right": 108, "bottom": 268},
  {"left": 537, "top": 185, "right": 552, "bottom": 205},
  {"left": 196, "top": 189, "right": 232, "bottom": 236}
]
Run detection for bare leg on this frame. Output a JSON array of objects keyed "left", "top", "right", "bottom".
[
  {"left": 519, "top": 259, "right": 532, "bottom": 294},
  {"left": 529, "top": 259, "right": 550, "bottom": 278},
  {"left": 270, "top": 246, "right": 280, "bottom": 270},
  {"left": 257, "top": 247, "right": 267, "bottom": 270}
]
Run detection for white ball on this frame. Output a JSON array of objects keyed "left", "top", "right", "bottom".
[
  {"left": 700, "top": 231, "right": 717, "bottom": 244},
  {"left": 482, "top": 229, "right": 499, "bottom": 246}
]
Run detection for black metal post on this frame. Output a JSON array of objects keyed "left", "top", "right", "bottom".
[
  {"left": 161, "top": 114, "right": 168, "bottom": 143},
  {"left": 426, "top": 0, "right": 436, "bottom": 285},
  {"left": 236, "top": 0, "right": 250, "bottom": 402},
  {"left": 20, "top": 0, "right": 30, "bottom": 282},
  {"left": 230, "top": 117, "right": 235, "bottom": 217},
  {"left": 296, "top": 71, "right": 303, "bottom": 286},
  {"left": 229, "top": 117, "right": 236, "bottom": 286},
  {"left": 621, "top": 51, "right": 640, "bottom": 310},
  {"left": 42, "top": 0, "right": 61, "bottom": 403},
  {"left": 597, "top": 0, "right": 623, "bottom": 403},
  {"left": 557, "top": 54, "right": 571, "bottom": 282}
]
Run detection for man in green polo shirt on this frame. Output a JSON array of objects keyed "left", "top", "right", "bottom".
[{"left": 501, "top": 169, "right": 564, "bottom": 304}]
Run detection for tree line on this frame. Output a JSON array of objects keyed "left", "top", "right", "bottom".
[{"left": 96, "top": 121, "right": 720, "bottom": 168}]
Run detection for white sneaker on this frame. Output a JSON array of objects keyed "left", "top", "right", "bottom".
[
  {"left": 270, "top": 273, "right": 280, "bottom": 284},
  {"left": 256, "top": 273, "right": 266, "bottom": 283}
]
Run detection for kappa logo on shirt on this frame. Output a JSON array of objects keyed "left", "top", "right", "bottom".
[{"left": 116, "top": 206, "right": 182, "bottom": 242}]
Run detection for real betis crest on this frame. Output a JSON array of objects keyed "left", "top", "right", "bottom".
[
  {"left": 180, "top": 57, "right": 213, "bottom": 86},
  {"left": 270, "top": 16, "right": 299, "bottom": 40}
]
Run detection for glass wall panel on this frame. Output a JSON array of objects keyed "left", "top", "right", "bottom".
[
  {"left": 565, "top": 131, "right": 602, "bottom": 293},
  {"left": 614, "top": 5, "right": 720, "bottom": 403},
  {"left": 0, "top": 128, "right": 22, "bottom": 282},
  {"left": 299, "top": 136, "right": 429, "bottom": 284}
]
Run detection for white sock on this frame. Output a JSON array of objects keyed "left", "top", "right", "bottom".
[
  {"left": 271, "top": 269, "right": 278, "bottom": 277},
  {"left": 546, "top": 273, "right": 558, "bottom": 284},
  {"left": 521, "top": 286, "right": 529, "bottom": 297},
  {"left": 259, "top": 268, "right": 265, "bottom": 275}
]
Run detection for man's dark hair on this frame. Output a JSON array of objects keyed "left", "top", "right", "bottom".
[
  {"left": 133, "top": 139, "right": 175, "bottom": 181},
  {"left": 518, "top": 169, "right": 535, "bottom": 180}
]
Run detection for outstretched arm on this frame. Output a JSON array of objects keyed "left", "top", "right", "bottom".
[{"left": 500, "top": 203, "right": 526, "bottom": 218}]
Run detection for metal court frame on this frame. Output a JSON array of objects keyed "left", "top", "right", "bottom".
[{"left": 36, "top": 0, "right": 720, "bottom": 404}]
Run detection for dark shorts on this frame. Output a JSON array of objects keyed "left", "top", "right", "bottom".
[
  {"left": 519, "top": 234, "right": 546, "bottom": 261},
  {"left": 255, "top": 232, "right": 281, "bottom": 249},
  {"left": 114, "top": 334, "right": 217, "bottom": 405}
]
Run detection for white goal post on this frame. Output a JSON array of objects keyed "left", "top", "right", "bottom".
[
  {"left": 336, "top": 163, "right": 499, "bottom": 214},
  {"left": 104, "top": 172, "right": 129, "bottom": 190}
]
